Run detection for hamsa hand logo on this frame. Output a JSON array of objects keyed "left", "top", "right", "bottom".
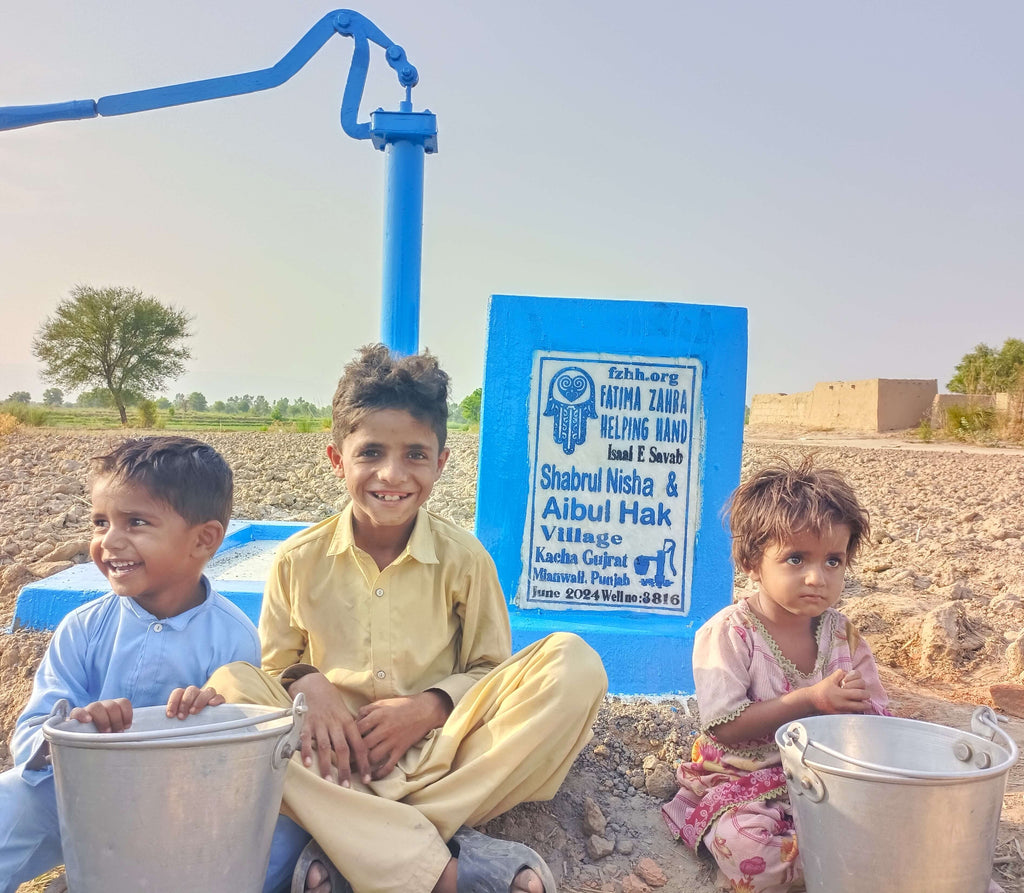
[{"left": 544, "top": 367, "right": 597, "bottom": 455}]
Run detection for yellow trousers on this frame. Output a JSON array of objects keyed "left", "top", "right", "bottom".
[{"left": 208, "top": 632, "right": 607, "bottom": 893}]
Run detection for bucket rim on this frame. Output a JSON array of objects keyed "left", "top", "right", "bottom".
[
  {"left": 776, "top": 710, "right": 1019, "bottom": 785},
  {"left": 43, "top": 702, "right": 294, "bottom": 750}
]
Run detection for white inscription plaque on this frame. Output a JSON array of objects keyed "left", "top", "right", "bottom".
[{"left": 520, "top": 352, "right": 703, "bottom": 615}]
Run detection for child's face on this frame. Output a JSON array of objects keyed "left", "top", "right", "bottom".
[
  {"left": 89, "top": 474, "right": 213, "bottom": 618},
  {"left": 327, "top": 408, "right": 449, "bottom": 540},
  {"left": 747, "top": 524, "right": 850, "bottom": 624}
]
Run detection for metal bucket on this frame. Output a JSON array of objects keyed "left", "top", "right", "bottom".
[
  {"left": 43, "top": 694, "right": 306, "bottom": 893},
  {"left": 776, "top": 707, "right": 1017, "bottom": 893}
]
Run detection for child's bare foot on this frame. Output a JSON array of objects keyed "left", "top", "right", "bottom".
[
  {"left": 303, "top": 860, "right": 331, "bottom": 893},
  {"left": 510, "top": 866, "right": 544, "bottom": 893},
  {"left": 433, "top": 859, "right": 543, "bottom": 893}
]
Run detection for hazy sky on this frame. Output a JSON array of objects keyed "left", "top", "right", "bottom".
[{"left": 1, "top": 2, "right": 1021, "bottom": 406}]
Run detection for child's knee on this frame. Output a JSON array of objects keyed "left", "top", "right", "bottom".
[{"left": 543, "top": 632, "right": 608, "bottom": 698}]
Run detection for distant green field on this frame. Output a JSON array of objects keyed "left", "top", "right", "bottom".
[{"left": 0, "top": 403, "right": 329, "bottom": 432}]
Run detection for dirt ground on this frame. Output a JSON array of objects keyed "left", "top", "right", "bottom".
[{"left": 3, "top": 426, "right": 1024, "bottom": 893}]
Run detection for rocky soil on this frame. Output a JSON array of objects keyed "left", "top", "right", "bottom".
[{"left": 3, "top": 427, "right": 1024, "bottom": 892}]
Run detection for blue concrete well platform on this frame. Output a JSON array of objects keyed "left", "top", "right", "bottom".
[{"left": 11, "top": 520, "right": 310, "bottom": 632}]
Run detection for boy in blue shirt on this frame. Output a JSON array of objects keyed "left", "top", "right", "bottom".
[{"left": 0, "top": 435, "right": 260, "bottom": 892}]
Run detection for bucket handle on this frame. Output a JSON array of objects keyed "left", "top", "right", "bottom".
[
  {"left": 273, "top": 693, "right": 307, "bottom": 769},
  {"left": 43, "top": 694, "right": 308, "bottom": 746},
  {"left": 778, "top": 722, "right": 826, "bottom": 802},
  {"left": 781, "top": 706, "right": 1019, "bottom": 783}
]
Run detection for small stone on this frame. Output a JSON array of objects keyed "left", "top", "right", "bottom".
[
  {"left": 27, "top": 560, "right": 74, "bottom": 579},
  {"left": 616, "top": 838, "right": 635, "bottom": 855},
  {"left": 43, "top": 872, "right": 68, "bottom": 893},
  {"left": 645, "top": 761, "right": 679, "bottom": 801},
  {"left": 1007, "top": 633, "right": 1024, "bottom": 677},
  {"left": 583, "top": 796, "right": 607, "bottom": 837},
  {"left": 586, "top": 834, "right": 615, "bottom": 860},
  {"left": 991, "top": 683, "right": 1024, "bottom": 717},
  {"left": 44, "top": 540, "right": 91, "bottom": 563},
  {"left": 593, "top": 744, "right": 609, "bottom": 758},
  {"left": 622, "top": 874, "right": 652, "bottom": 893},
  {"left": 635, "top": 857, "right": 667, "bottom": 887}
]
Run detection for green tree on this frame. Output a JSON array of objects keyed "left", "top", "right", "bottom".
[
  {"left": 187, "top": 391, "right": 208, "bottom": 412},
  {"left": 42, "top": 388, "right": 64, "bottom": 406},
  {"left": 252, "top": 395, "right": 270, "bottom": 416},
  {"left": 459, "top": 387, "right": 482, "bottom": 424},
  {"left": 5, "top": 391, "right": 30, "bottom": 404},
  {"left": 77, "top": 386, "right": 114, "bottom": 408},
  {"left": 211, "top": 400, "right": 227, "bottom": 413},
  {"left": 948, "top": 339, "right": 1024, "bottom": 394},
  {"left": 33, "top": 285, "right": 192, "bottom": 424}
]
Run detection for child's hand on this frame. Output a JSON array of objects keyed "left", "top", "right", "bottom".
[
  {"left": 289, "top": 671, "right": 371, "bottom": 788},
  {"left": 69, "top": 698, "right": 133, "bottom": 732},
  {"left": 809, "top": 669, "right": 870, "bottom": 714},
  {"left": 166, "top": 685, "right": 225, "bottom": 720},
  {"left": 356, "top": 691, "right": 451, "bottom": 780}
]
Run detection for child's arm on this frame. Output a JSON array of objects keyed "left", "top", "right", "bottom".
[
  {"left": 709, "top": 668, "right": 870, "bottom": 746},
  {"left": 13, "top": 612, "right": 99, "bottom": 768},
  {"left": 426, "top": 550, "right": 512, "bottom": 709}
]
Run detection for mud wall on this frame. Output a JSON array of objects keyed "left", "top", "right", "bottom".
[{"left": 749, "top": 378, "right": 938, "bottom": 432}]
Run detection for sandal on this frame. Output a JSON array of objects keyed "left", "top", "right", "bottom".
[
  {"left": 290, "top": 840, "right": 353, "bottom": 893},
  {"left": 451, "top": 826, "right": 557, "bottom": 893}
]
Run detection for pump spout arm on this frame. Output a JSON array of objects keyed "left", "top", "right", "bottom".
[{"left": 0, "top": 9, "right": 418, "bottom": 134}]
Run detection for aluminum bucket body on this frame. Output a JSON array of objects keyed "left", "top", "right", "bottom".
[
  {"left": 43, "top": 696, "right": 305, "bottom": 893},
  {"left": 776, "top": 707, "right": 1017, "bottom": 893}
]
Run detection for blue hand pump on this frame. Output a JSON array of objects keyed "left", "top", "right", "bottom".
[{"left": 0, "top": 10, "right": 436, "bottom": 356}]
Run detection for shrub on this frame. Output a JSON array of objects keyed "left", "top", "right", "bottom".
[
  {"left": 136, "top": 399, "right": 158, "bottom": 428},
  {"left": 0, "top": 413, "right": 19, "bottom": 437},
  {"left": 0, "top": 402, "right": 48, "bottom": 426},
  {"left": 945, "top": 404, "right": 995, "bottom": 440}
]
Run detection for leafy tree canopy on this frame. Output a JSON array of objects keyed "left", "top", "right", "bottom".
[
  {"left": 459, "top": 387, "right": 482, "bottom": 424},
  {"left": 33, "top": 285, "right": 192, "bottom": 424},
  {"left": 42, "top": 388, "right": 64, "bottom": 406},
  {"left": 187, "top": 391, "right": 208, "bottom": 412},
  {"left": 5, "top": 391, "right": 30, "bottom": 404},
  {"left": 948, "top": 338, "right": 1024, "bottom": 394}
]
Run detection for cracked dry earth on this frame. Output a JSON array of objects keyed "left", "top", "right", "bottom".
[{"left": 3, "top": 427, "right": 1024, "bottom": 893}]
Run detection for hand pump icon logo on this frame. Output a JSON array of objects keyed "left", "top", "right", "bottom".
[{"left": 544, "top": 367, "right": 597, "bottom": 455}]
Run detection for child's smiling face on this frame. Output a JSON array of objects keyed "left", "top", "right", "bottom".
[
  {"left": 89, "top": 474, "right": 210, "bottom": 618},
  {"left": 327, "top": 408, "right": 449, "bottom": 542},
  {"left": 747, "top": 524, "right": 851, "bottom": 624}
]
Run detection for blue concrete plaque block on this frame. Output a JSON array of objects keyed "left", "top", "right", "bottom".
[
  {"left": 12, "top": 520, "right": 310, "bottom": 631},
  {"left": 477, "top": 295, "right": 747, "bottom": 694}
]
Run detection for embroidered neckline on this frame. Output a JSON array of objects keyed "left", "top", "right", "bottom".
[{"left": 741, "top": 598, "right": 835, "bottom": 685}]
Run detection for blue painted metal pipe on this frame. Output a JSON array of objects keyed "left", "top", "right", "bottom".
[
  {"left": 381, "top": 123, "right": 424, "bottom": 353},
  {"left": 372, "top": 102, "right": 436, "bottom": 356}
]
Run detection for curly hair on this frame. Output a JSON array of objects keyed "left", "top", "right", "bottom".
[
  {"left": 726, "top": 456, "right": 869, "bottom": 572},
  {"left": 331, "top": 344, "right": 450, "bottom": 450},
  {"left": 91, "top": 436, "right": 233, "bottom": 528}
]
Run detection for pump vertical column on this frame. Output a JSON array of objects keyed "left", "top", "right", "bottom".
[{"left": 372, "top": 102, "right": 437, "bottom": 356}]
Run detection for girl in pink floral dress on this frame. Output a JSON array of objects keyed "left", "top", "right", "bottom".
[{"left": 662, "top": 460, "right": 889, "bottom": 893}]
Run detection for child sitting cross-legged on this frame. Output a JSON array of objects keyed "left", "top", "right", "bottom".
[
  {"left": 208, "top": 344, "right": 608, "bottom": 893},
  {"left": 0, "top": 436, "right": 260, "bottom": 893},
  {"left": 662, "top": 459, "right": 889, "bottom": 893},
  {"left": 662, "top": 458, "right": 1008, "bottom": 893}
]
